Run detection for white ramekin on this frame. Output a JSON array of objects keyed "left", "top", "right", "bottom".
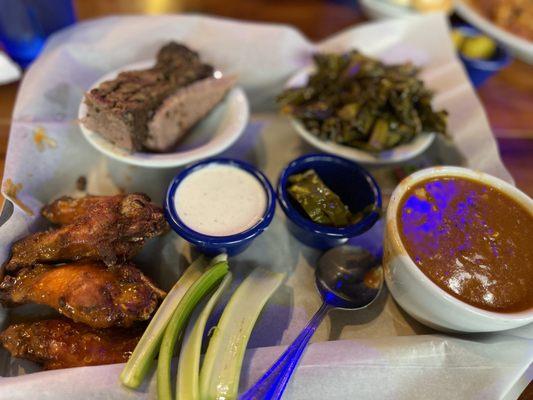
[{"left": 384, "top": 166, "right": 533, "bottom": 332}]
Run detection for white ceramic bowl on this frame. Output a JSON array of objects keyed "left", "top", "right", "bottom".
[
  {"left": 384, "top": 166, "right": 533, "bottom": 332},
  {"left": 78, "top": 60, "right": 249, "bottom": 168},
  {"left": 359, "top": 0, "right": 414, "bottom": 19},
  {"left": 285, "top": 67, "right": 435, "bottom": 167},
  {"left": 455, "top": 0, "right": 533, "bottom": 64},
  {"left": 359, "top": 0, "right": 453, "bottom": 20}
]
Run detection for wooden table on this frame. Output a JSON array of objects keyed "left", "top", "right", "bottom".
[{"left": 0, "top": 1, "right": 531, "bottom": 397}]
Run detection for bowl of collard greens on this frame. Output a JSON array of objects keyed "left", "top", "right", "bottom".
[{"left": 279, "top": 51, "right": 448, "bottom": 166}]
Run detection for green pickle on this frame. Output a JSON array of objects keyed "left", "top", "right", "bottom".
[{"left": 287, "top": 169, "right": 361, "bottom": 227}]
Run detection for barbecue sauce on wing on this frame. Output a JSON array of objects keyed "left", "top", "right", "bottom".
[{"left": 398, "top": 176, "right": 533, "bottom": 313}]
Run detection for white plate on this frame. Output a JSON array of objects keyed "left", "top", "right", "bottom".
[
  {"left": 78, "top": 60, "right": 249, "bottom": 168},
  {"left": 0, "top": 51, "right": 21, "bottom": 85},
  {"left": 285, "top": 67, "right": 435, "bottom": 166},
  {"left": 359, "top": 0, "right": 414, "bottom": 19},
  {"left": 359, "top": 0, "right": 453, "bottom": 20},
  {"left": 455, "top": 1, "right": 533, "bottom": 64}
]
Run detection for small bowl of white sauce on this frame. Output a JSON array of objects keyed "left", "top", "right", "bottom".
[{"left": 165, "top": 158, "right": 276, "bottom": 256}]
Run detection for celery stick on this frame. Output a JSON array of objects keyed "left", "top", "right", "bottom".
[
  {"left": 120, "top": 256, "right": 207, "bottom": 389},
  {"left": 200, "top": 268, "right": 285, "bottom": 400},
  {"left": 120, "top": 255, "right": 213, "bottom": 389},
  {"left": 158, "top": 261, "right": 229, "bottom": 400},
  {"left": 177, "top": 272, "right": 233, "bottom": 400}
]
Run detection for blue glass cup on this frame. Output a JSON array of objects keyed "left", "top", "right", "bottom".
[{"left": 0, "top": 0, "right": 76, "bottom": 67}]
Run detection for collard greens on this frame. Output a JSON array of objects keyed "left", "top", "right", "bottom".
[{"left": 278, "top": 51, "right": 448, "bottom": 152}]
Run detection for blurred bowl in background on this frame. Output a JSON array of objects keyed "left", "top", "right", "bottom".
[
  {"left": 359, "top": 0, "right": 414, "bottom": 19},
  {"left": 455, "top": 0, "right": 533, "bottom": 64},
  {"left": 454, "top": 25, "right": 511, "bottom": 87},
  {"left": 359, "top": 0, "right": 453, "bottom": 20}
]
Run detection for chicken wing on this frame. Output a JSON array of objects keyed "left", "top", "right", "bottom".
[
  {"left": 5, "top": 193, "right": 168, "bottom": 271},
  {"left": 0, "top": 261, "right": 165, "bottom": 328},
  {"left": 0, "top": 319, "right": 142, "bottom": 370},
  {"left": 41, "top": 195, "right": 108, "bottom": 225}
]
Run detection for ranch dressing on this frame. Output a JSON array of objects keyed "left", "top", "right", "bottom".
[{"left": 174, "top": 164, "right": 267, "bottom": 237}]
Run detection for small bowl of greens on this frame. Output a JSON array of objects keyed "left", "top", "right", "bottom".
[
  {"left": 277, "top": 153, "right": 382, "bottom": 249},
  {"left": 279, "top": 51, "right": 448, "bottom": 166}
]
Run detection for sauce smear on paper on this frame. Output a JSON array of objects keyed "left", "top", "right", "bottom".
[{"left": 33, "top": 127, "right": 57, "bottom": 151}]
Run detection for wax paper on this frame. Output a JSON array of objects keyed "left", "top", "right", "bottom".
[{"left": 0, "top": 13, "right": 530, "bottom": 399}]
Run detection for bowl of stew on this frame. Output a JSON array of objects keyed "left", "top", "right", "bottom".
[{"left": 384, "top": 166, "right": 533, "bottom": 332}]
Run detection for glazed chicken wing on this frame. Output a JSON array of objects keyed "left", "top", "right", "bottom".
[
  {"left": 5, "top": 193, "right": 168, "bottom": 271},
  {"left": 0, "top": 261, "right": 165, "bottom": 328},
  {"left": 0, "top": 319, "right": 142, "bottom": 370},
  {"left": 41, "top": 195, "right": 109, "bottom": 225}
]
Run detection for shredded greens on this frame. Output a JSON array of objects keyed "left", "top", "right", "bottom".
[{"left": 278, "top": 51, "right": 448, "bottom": 152}]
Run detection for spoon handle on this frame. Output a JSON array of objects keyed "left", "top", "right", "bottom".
[{"left": 240, "top": 302, "right": 332, "bottom": 400}]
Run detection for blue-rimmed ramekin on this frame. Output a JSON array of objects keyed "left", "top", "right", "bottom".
[
  {"left": 277, "top": 153, "right": 382, "bottom": 250},
  {"left": 455, "top": 25, "right": 511, "bottom": 88},
  {"left": 165, "top": 158, "right": 276, "bottom": 256}
]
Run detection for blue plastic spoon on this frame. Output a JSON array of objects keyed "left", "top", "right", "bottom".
[{"left": 241, "top": 245, "right": 383, "bottom": 400}]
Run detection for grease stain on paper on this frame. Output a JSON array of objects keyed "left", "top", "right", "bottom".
[
  {"left": 33, "top": 127, "right": 57, "bottom": 151},
  {"left": 3, "top": 179, "right": 34, "bottom": 216}
]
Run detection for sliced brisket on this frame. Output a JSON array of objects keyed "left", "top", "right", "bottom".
[{"left": 83, "top": 42, "right": 214, "bottom": 152}]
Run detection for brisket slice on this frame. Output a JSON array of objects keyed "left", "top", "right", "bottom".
[
  {"left": 146, "top": 75, "right": 236, "bottom": 152},
  {"left": 82, "top": 42, "right": 214, "bottom": 152}
]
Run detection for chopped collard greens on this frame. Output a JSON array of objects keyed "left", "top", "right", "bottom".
[{"left": 278, "top": 51, "right": 448, "bottom": 152}]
